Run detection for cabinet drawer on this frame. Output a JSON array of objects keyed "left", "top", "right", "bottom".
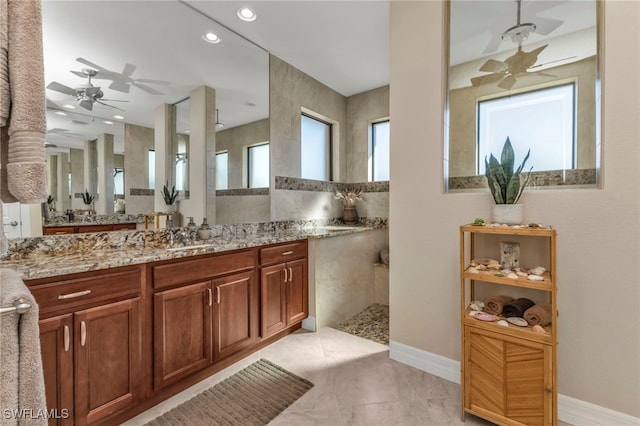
[
  {"left": 43, "top": 226, "right": 75, "bottom": 235},
  {"left": 153, "top": 250, "right": 256, "bottom": 290},
  {"left": 77, "top": 225, "right": 112, "bottom": 233},
  {"left": 30, "top": 267, "right": 142, "bottom": 315},
  {"left": 260, "top": 241, "right": 307, "bottom": 265}
]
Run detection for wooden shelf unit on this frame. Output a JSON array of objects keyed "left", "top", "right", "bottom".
[{"left": 460, "top": 224, "right": 558, "bottom": 426}]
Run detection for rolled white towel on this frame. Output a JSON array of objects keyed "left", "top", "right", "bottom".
[{"left": 380, "top": 248, "right": 389, "bottom": 265}]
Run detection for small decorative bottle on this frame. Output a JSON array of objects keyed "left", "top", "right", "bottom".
[{"left": 198, "top": 217, "right": 212, "bottom": 240}]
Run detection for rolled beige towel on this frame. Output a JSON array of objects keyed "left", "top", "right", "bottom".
[
  {"left": 0, "top": 0, "right": 8, "bottom": 126},
  {"left": 483, "top": 295, "right": 514, "bottom": 315},
  {"left": 1, "top": 125, "right": 19, "bottom": 203},
  {"left": 6, "top": 0, "right": 47, "bottom": 203},
  {"left": 524, "top": 304, "right": 553, "bottom": 326}
]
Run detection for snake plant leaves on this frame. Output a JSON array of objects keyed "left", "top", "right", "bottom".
[{"left": 485, "top": 137, "right": 532, "bottom": 204}]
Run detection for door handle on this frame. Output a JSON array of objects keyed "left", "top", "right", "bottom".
[
  {"left": 216, "top": 287, "right": 221, "bottom": 304},
  {"left": 281, "top": 251, "right": 294, "bottom": 256},
  {"left": 64, "top": 325, "right": 70, "bottom": 352},
  {"left": 58, "top": 290, "right": 91, "bottom": 300},
  {"left": 9, "top": 221, "right": 18, "bottom": 227},
  {"left": 289, "top": 268, "right": 293, "bottom": 282},
  {"left": 283, "top": 268, "right": 288, "bottom": 283},
  {"left": 80, "top": 321, "right": 86, "bottom": 346},
  {"left": 207, "top": 288, "right": 212, "bottom": 307}
]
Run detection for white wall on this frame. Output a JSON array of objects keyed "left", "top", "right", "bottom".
[{"left": 390, "top": 0, "right": 639, "bottom": 419}]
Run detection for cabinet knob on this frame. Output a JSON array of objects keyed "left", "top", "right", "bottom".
[{"left": 281, "top": 251, "right": 294, "bottom": 256}]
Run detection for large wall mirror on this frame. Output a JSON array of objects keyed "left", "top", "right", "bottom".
[
  {"left": 445, "top": 0, "right": 601, "bottom": 192},
  {"left": 41, "top": 1, "right": 269, "bottom": 219}
]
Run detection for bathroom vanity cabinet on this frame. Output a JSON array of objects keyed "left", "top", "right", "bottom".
[
  {"left": 151, "top": 249, "right": 259, "bottom": 390},
  {"left": 28, "top": 240, "right": 308, "bottom": 425},
  {"left": 43, "top": 223, "right": 137, "bottom": 235},
  {"left": 32, "top": 266, "right": 144, "bottom": 426},
  {"left": 459, "top": 224, "right": 558, "bottom": 426},
  {"left": 259, "top": 241, "right": 308, "bottom": 339}
]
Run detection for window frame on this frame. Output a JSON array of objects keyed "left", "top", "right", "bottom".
[
  {"left": 301, "top": 112, "right": 333, "bottom": 181},
  {"left": 369, "top": 118, "right": 390, "bottom": 182},
  {"left": 246, "top": 142, "right": 269, "bottom": 188}
]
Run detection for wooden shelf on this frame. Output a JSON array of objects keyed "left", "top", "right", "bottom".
[
  {"left": 461, "top": 223, "right": 556, "bottom": 237},
  {"left": 463, "top": 267, "right": 554, "bottom": 291},
  {"left": 463, "top": 307, "right": 553, "bottom": 345}
]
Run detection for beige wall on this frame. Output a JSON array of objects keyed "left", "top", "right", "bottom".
[
  {"left": 390, "top": 0, "right": 639, "bottom": 419},
  {"left": 346, "top": 86, "right": 390, "bottom": 182},
  {"left": 124, "top": 123, "right": 154, "bottom": 215}
]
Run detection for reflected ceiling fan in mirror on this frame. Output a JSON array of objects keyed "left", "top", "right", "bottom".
[
  {"left": 73, "top": 58, "right": 170, "bottom": 95},
  {"left": 47, "top": 68, "right": 128, "bottom": 111},
  {"left": 470, "top": 0, "right": 572, "bottom": 90}
]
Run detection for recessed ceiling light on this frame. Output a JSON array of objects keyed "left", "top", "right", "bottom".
[
  {"left": 63, "top": 104, "right": 76, "bottom": 110},
  {"left": 113, "top": 115, "right": 124, "bottom": 120},
  {"left": 203, "top": 32, "right": 221, "bottom": 44},
  {"left": 54, "top": 111, "right": 68, "bottom": 116},
  {"left": 104, "top": 120, "right": 114, "bottom": 125},
  {"left": 237, "top": 7, "right": 257, "bottom": 22}
]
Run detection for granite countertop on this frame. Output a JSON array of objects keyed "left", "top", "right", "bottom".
[{"left": 0, "top": 224, "right": 382, "bottom": 280}]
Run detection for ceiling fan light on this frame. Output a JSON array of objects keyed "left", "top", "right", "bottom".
[
  {"left": 237, "top": 7, "right": 257, "bottom": 22},
  {"left": 104, "top": 120, "right": 114, "bottom": 125},
  {"left": 203, "top": 32, "right": 221, "bottom": 44},
  {"left": 502, "top": 23, "right": 536, "bottom": 44},
  {"left": 113, "top": 115, "right": 124, "bottom": 120}
]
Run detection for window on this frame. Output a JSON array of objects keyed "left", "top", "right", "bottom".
[
  {"left": 216, "top": 151, "right": 228, "bottom": 190},
  {"left": 247, "top": 143, "right": 269, "bottom": 188},
  {"left": 301, "top": 114, "right": 331, "bottom": 181},
  {"left": 148, "top": 149, "right": 155, "bottom": 189},
  {"left": 477, "top": 83, "right": 575, "bottom": 174},
  {"left": 369, "top": 120, "right": 390, "bottom": 181},
  {"left": 175, "top": 153, "right": 187, "bottom": 191},
  {"left": 114, "top": 168, "right": 124, "bottom": 195}
]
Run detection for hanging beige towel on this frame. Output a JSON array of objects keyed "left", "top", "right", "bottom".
[
  {"left": 0, "top": 0, "right": 9, "bottom": 126},
  {"left": 0, "top": 201, "right": 8, "bottom": 255},
  {"left": 0, "top": 268, "right": 47, "bottom": 425},
  {"left": 5, "top": 0, "right": 47, "bottom": 203},
  {"left": 1, "top": 125, "right": 18, "bottom": 202}
]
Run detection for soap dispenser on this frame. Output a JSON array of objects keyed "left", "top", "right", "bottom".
[
  {"left": 187, "top": 217, "right": 197, "bottom": 232},
  {"left": 198, "top": 217, "right": 212, "bottom": 240}
]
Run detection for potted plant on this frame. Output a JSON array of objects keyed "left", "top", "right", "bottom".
[
  {"left": 162, "top": 181, "right": 178, "bottom": 212},
  {"left": 81, "top": 190, "right": 95, "bottom": 214},
  {"left": 485, "top": 137, "right": 532, "bottom": 224},
  {"left": 335, "top": 188, "right": 364, "bottom": 225}
]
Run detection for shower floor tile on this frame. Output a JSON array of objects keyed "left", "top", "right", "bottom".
[{"left": 333, "top": 303, "right": 389, "bottom": 345}]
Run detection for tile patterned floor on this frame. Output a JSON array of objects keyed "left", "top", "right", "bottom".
[
  {"left": 125, "top": 326, "right": 572, "bottom": 425},
  {"left": 334, "top": 304, "right": 389, "bottom": 345}
]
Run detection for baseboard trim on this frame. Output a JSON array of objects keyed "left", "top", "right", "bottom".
[
  {"left": 389, "top": 340, "right": 640, "bottom": 426},
  {"left": 301, "top": 315, "right": 316, "bottom": 332}
]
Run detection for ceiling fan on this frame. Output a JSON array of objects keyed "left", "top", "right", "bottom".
[
  {"left": 72, "top": 58, "right": 170, "bottom": 95},
  {"left": 470, "top": 0, "right": 568, "bottom": 90},
  {"left": 46, "top": 68, "right": 128, "bottom": 111}
]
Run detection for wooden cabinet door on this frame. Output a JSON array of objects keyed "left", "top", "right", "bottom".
[
  {"left": 153, "top": 282, "right": 212, "bottom": 390},
  {"left": 285, "top": 259, "right": 308, "bottom": 326},
  {"left": 39, "top": 315, "right": 74, "bottom": 426},
  {"left": 464, "top": 327, "right": 551, "bottom": 426},
  {"left": 212, "top": 270, "right": 258, "bottom": 361},
  {"left": 260, "top": 264, "right": 287, "bottom": 338},
  {"left": 74, "top": 298, "right": 141, "bottom": 425}
]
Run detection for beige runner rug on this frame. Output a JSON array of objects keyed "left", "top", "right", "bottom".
[{"left": 144, "top": 359, "right": 313, "bottom": 426}]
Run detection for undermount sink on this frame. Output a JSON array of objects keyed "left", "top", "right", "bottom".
[{"left": 165, "top": 244, "right": 216, "bottom": 252}]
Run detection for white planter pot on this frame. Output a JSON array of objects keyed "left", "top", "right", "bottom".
[{"left": 491, "top": 204, "right": 523, "bottom": 225}]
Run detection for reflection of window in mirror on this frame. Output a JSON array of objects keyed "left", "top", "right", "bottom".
[
  {"left": 68, "top": 172, "right": 71, "bottom": 200},
  {"left": 216, "top": 151, "right": 228, "bottom": 190},
  {"left": 175, "top": 153, "right": 187, "bottom": 191},
  {"left": 114, "top": 168, "right": 125, "bottom": 196},
  {"left": 478, "top": 83, "right": 575, "bottom": 174},
  {"left": 301, "top": 113, "right": 332, "bottom": 181},
  {"left": 247, "top": 143, "right": 269, "bottom": 188},
  {"left": 369, "top": 119, "right": 390, "bottom": 181},
  {"left": 148, "top": 149, "right": 155, "bottom": 189}
]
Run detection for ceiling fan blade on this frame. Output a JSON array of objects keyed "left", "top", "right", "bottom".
[
  {"left": 100, "top": 98, "right": 129, "bottom": 103},
  {"left": 471, "top": 72, "right": 505, "bottom": 87},
  {"left": 108, "top": 80, "right": 131, "bottom": 93},
  {"left": 94, "top": 99, "right": 125, "bottom": 111},
  {"left": 70, "top": 70, "right": 87, "bottom": 78},
  {"left": 79, "top": 99, "right": 94, "bottom": 111},
  {"left": 532, "top": 72, "right": 556, "bottom": 78},
  {"left": 479, "top": 59, "right": 508, "bottom": 73},
  {"left": 121, "top": 63, "right": 137, "bottom": 77},
  {"left": 131, "top": 82, "right": 164, "bottom": 95},
  {"left": 530, "top": 56, "right": 578, "bottom": 69},
  {"left": 76, "top": 57, "right": 110, "bottom": 73},
  {"left": 47, "top": 81, "right": 77, "bottom": 96},
  {"left": 46, "top": 98, "right": 65, "bottom": 110},
  {"left": 135, "top": 78, "right": 171, "bottom": 85},
  {"left": 532, "top": 16, "right": 564, "bottom": 35},
  {"left": 498, "top": 75, "right": 517, "bottom": 90}
]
